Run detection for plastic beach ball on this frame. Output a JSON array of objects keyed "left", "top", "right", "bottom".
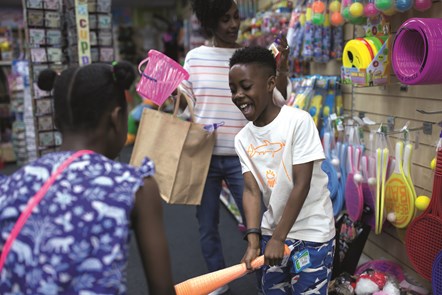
[
  {"left": 349, "top": 2, "right": 364, "bottom": 17},
  {"left": 395, "top": 0, "right": 413, "bottom": 11},
  {"left": 312, "top": 13, "right": 325, "bottom": 25},
  {"left": 342, "top": 0, "right": 351, "bottom": 7},
  {"left": 312, "top": 1, "right": 326, "bottom": 13},
  {"left": 342, "top": 7, "right": 351, "bottom": 20},
  {"left": 414, "top": 0, "right": 432, "bottom": 11},
  {"left": 375, "top": 0, "right": 393, "bottom": 11},
  {"left": 331, "top": 11, "right": 345, "bottom": 26},
  {"left": 364, "top": 2, "right": 379, "bottom": 17},
  {"left": 329, "top": 0, "right": 341, "bottom": 12}
]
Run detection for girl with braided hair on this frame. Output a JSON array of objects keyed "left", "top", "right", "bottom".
[{"left": 0, "top": 62, "right": 176, "bottom": 295}]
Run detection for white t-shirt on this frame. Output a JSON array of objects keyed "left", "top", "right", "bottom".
[{"left": 234, "top": 106, "right": 335, "bottom": 243}]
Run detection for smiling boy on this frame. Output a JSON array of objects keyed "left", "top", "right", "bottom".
[{"left": 229, "top": 46, "right": 335, "bottom": 294}]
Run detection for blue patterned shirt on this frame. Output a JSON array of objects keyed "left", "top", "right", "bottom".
[{"left": 0, "top": 151, "right": 155, "bottom": 294}]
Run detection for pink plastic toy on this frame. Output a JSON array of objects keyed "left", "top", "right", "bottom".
[
  {"left": 413, "top": 0, "right": 432, "bottom": 11},
  {"left": 136, "top": 49, "right": 189, "bottom": 106},
  {"left": 342, "top": 0, "right": 352, "bottom": 7},
  {"left": 364, "top": 1, "right": 379, "bottom": 17}
]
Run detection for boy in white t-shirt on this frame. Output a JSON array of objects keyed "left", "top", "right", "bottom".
[{"left": 228, "top": 46, "right": 336, "bottom": 294}]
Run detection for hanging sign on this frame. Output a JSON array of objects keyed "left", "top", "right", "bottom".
[{"left": 75, "top": 0, "right": 91, "bottom": 65}]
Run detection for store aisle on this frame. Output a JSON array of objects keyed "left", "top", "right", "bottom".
[
  {"left": 120, "top": 146, "right": 259, "bottom": 295},
  {"left": 127, "top": 202, "right": 258, "bottom": 295}
]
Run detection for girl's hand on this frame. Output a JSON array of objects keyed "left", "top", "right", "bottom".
[
  {"left": 264, "top": 238, "right": 286, "bottom": 266},
  {"left": 241, "top": 245, "right": 261, "bottom": 271}
]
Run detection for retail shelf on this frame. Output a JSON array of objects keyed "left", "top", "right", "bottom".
[{"left": 0, "top": 61, "right": 12, "bottom": 66}]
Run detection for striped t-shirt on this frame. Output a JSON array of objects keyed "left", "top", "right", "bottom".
[{"left": 180, "top": 45, "right": 248, "bottom": 156}]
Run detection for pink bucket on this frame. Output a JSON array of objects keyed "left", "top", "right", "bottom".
[{"left": 136, "top": 49, "right": 189, "bottom": 106}]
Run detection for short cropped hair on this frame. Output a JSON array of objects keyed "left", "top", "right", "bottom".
[{"left": 229, "top": 46, "right": 277, "bottom": 76}]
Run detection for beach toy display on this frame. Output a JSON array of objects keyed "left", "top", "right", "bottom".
[
  {"left": 302, "top": 5, "right": 314, "bottom": 58},
  {"left": 343, "top": 38, "right": 375, "bottom": 69},
  {"left": 136, "top": 49, "right": 189, "bottom": 106},
  {"left": 341, "top": 32, "right": 389, "bottom": 86},
  {"left": 392, "top": 18, "right": 442, "bottom": 85}
]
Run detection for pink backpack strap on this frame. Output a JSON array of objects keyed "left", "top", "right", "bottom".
[{"left": 0, "top": 150, "right": 93, "bottom": 272}]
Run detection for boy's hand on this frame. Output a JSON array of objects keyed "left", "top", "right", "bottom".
[
  {"left": 241, "top": 246, "right": 261, "bottom": 271},
  {"left": 264, "top": 238, "right": 286, "bottom": 266}
]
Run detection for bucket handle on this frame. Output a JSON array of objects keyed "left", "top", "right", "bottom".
[{"left": 138, "top": 57, "right": 157, "bottom": 82}]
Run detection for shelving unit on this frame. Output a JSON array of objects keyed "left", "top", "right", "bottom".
[
  {"left": 0, "top": 0, "right": 115, "bottom": 167},
  {"left": 0, "top": 64, "right": 14, "bottom": 164},
  {"left": 0, "top": 24, "right": 25, "bottom": 165}
]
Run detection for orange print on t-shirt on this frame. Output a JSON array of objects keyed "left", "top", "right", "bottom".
[
  {"left": 247, "top": 140, "right": 285, "bottom": 158},
  {"left": 266, "top": 170, "right": 276, "bottom": 188}
]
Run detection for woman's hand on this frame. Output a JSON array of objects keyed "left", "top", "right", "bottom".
[
  {"left": 264, "top": 238, "right": 286, "bottom": 266},
  {"left": 274, "top": 32, "right": 290, "bottom": 72},
  {"left": 273, "top": 32, "right": 290, "bottom": 98}
]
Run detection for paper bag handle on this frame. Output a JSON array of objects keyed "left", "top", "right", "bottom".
[{"left": 158, "top": 87, "right": 195, "bottom": 122}]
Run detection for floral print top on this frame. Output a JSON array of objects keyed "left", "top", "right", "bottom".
[{"left": 0, "top": 151, "right": 155, "bottom": 294}]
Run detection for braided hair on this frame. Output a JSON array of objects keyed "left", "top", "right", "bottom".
[
  {"left": 37, "top": 62, "right": 135, "bottom": 133},
  {"left": 190, "top": 0, "right": 235, "bottom": 38}
]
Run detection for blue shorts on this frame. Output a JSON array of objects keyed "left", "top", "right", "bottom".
[{"left": 260, "top": 235, "right": 335, "bottom": 294}]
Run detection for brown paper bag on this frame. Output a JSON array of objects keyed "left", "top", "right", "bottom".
[{"left": 130, "top": 95, "right": 215, "bottom": 205}]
